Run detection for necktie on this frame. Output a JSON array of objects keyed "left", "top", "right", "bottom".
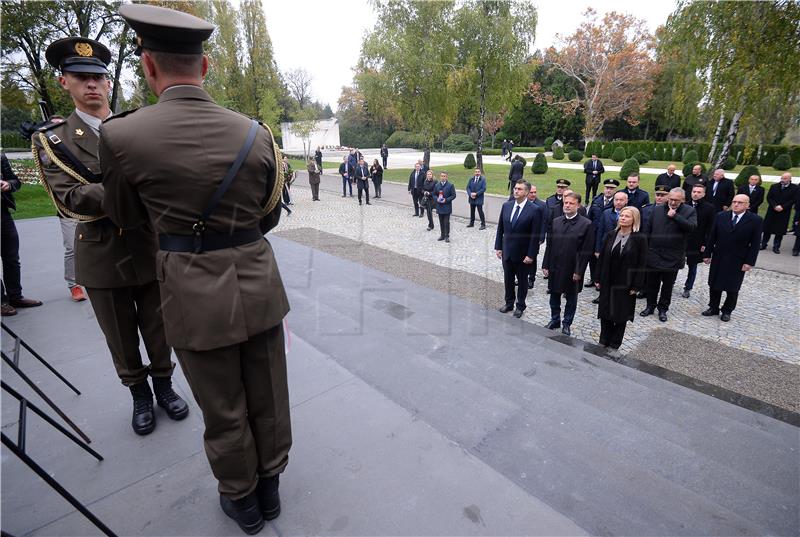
[
  {"left": 593, "top": 161, "right": 597, "bottom": 170},
  {"left": 750, "top": 187, "right": 754, "bottom": 193},
  {"left": 713, "top": 182, "right": 718, "bottom": 194},
  {"left": 511, "top": 205, "right": 521, "bottom": 226},
  {"left": 732, "top": 214, "right": 739, "bottom": 227}
]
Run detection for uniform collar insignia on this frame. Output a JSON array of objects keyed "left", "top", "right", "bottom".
[{"left": 75, "top": 128, "right": 84, "bottom": 136}]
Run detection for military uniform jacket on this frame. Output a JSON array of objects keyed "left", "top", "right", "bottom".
[
  {"left": 99, "top": 85, "right": 289, "bottom": 352},
  {"left": 32, "top": 111, "right": 157, "bottom": 288}
]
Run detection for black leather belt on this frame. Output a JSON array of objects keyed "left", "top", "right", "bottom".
[{"left": 158, "top": 228, "right": 263, "bottom": 253}]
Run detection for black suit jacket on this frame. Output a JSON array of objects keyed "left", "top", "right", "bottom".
[
  {"left": 408, "top": 169, "right": 425, "bottom": 191},
  {"left": 737, "top": 184, "right": 764, "bottom": 213},
  {"left": 494, "top": 200, "right": 543, "bottom": 261},
  {"left": 709, "top": 178, "right": 735, "bottom": 213},
  {"left": 705, "top": 211, "right": 762, "bottom": 292},
  {"left": 655, "top": 173, "right": 681, "bottom": 191},
  {"left": 583, "top": 159, "right": 605, "bottom": 184}
]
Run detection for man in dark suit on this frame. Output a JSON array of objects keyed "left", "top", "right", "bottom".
[
  {"left": 737, "top": 174, "right": 764, "bottom": 214},
  {"left": 583, "top": 153, "right": 605, "bottom": 201},
  {"left": 620, "top": 173, "right": 650, "bottom": 210},
  {"left": 101, "top": 5, "right": 290, "bottom": 532},
  {"left": 682, "top": 164, "right": 707, "bottom": 200},
  {"left": 353, "top": 157, "right": 371, "bottom": 205},
  {"left": 708, "top": 168, "right": 735, "bottom": 213},
  {"left": 640, "top": 187, "right": 697, "bottom": 322},
  {"left": 507, "top": 155, "right": 525, "bottom": 197},
  {"left": 542, "top": 191, "right": 594, "bottom": 336},
  {"left": 760, "top": 173, "right": 797, "bottom": 254},
  {"left": 702, "top": 194, "right": 763, "bottom": 321},
  {"left": 408, "top": 162, "right": 425, "bottom": 217},
  {"left": 586, "top": 178, "right": 619, "bottom": 286},
  {"left": 495, "top": 180, "right": 544, "bottom": 318},
  {"left": 466, "top": 167, "right": 486, "bottom": 229},
  {"left": 682, "top": 184, "right": 716, "bottom": 298},
  {"left": 380, "top": 144, "right": 388, "bottom": 168},
  {"left": 338, "top": 156, "right": 353, "bottom": 197},
  {"left": 655, "top": 164, "right": 681, "bottom": 191},
  {"left": 1, "top": 153, "right": 42, "bottom": 316},
  {"left": 525, "top": 184, "right": 548, "bottom": 290},
  {"left": 434, "top": 171, "right": 456, "bottom": 242}
]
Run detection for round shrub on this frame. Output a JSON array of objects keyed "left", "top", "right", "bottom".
[
  {"left": 463, "top": 152, "right": 476, "bottom": 169},
  {"left": 552, "top": 146, "right": 565, "bottom": 160},
  {"left": 682, "top": 149, "right": 699, "bottom": 165},
  {"left": 734, "top": 165, "right": 761, "bottom": 188},
  {"left": 682, "top": 162, "right": 707, "bottom": 178},
  {"left": 601, "top": 143, "right": 613, "bottom": 159},
  {"left": 619, "top": 158, "right": 640, "bottom": 180},
  {"left": 443, "top": 133, "right": 475, "bottom": 152},
  {"left": 532, "top": 153, "right": 548, "bottom": 174},
  {"left": 544, "top": 137, "right": 554, "bottom": 150},
  {"left": 611, "top": 146, "right": 626, "bottom": 163},
  {"left": 721, "top": 155, "right": 736, "bottom": 170},
  {"left": 632, "top": 151, "right": 649, "bottom": 164},
  {"left": 568, "top": 149, "right": 583, "bottom": 162},
  {"left": 772, "top": 153, "right": 792, "bottom": 171}
]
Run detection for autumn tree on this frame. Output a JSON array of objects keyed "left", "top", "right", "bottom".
[
  {"left": 537, "top": 9, "right": 657, "bottom": 143},
  {"left": 483, "top": 113, "right": 504, "bottom": 148}
]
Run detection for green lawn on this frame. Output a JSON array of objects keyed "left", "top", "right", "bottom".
[{"left": 10, "top": 184, "right": 55, "bottom": 219}]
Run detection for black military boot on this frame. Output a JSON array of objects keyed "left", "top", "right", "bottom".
[
  {"left": 220, "top": 491, "right": 265, "bottom": 535},
  {"left": 129, "top": 381, "right": 155, "bottom": 435},
  {"left": 256, "top": 475, "right": 281, "bottom": 520},
  {"left": 152, "top": 376, "right": 189, "bottom": 421}
]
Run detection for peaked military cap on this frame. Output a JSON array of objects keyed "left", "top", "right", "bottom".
[
  {"left": 45, "top": 37, "right": 110, "bottom": 75},
  {"left": 603, "top": 178, "right": 620, "bottom": 187},
  {"left": 556, "top": 179, "right": 571, "bottom": 187},
  {"left": 119, "top": 4, "right": 215, "bottom": 56},
  {"left": 654, "top": 184, "right": 670, "bottom": 193}
]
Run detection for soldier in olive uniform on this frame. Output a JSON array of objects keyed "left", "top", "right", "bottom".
[
  {"left": 99, "top": 5, "right": 291, "bottom": 535},
  {"left": 32, "top": 37, "right": 188, "bottom": 436}
]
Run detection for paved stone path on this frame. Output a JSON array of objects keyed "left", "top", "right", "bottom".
[{"left": 279, "top": 183, "right": 800, "bottom": 365}]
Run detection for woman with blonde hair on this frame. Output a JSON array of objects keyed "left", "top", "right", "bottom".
[{"left": 595, "top": 206, "right": 647, "bottom": 350}]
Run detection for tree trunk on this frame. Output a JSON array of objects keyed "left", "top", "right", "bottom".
[
  {"left": 476, "top": 68, "right": 486, "bottom": 172},
  {"left": 110, "top": 27, "right": 129, "bottom": 113},
  {"left": 756, "top": 142, "right": 763, "bottom": 163},
  {"left": 643, "top": 120, "right": 650, "bottom": 141},
  {"left": 423, "top": 147, "right": 431, "bottom": 169},
  {"left": 714, "top": 111, "right": 742, "bottom": 169},
  {"left": 707, "top": 111, "right": 725, "bottom": 163}
]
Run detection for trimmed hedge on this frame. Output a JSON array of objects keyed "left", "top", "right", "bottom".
[
  {"left": 611, "top": 146, "right": 626, "bottom": 162},
  {"left": 721, "top": 156, "right": 736, "bottom": 170},
  {"left": 632, "top": 151, "right": 649, "bottom": 164},
  {"left": 544, "top": 137, "right": 554, "bottom": 150},
  {"left": 463, "top": 153, "right": 476, "bottom": 169},
  {"left": 682, "top": 162, "right": 707, "bottom": 178},
  {"left": 619, "top": 158, "right": 640, "bottom": 180},
  {"left": 552, "top": 146, "right": 565, "bottom": 160},
  {"left": 532, "top": 153, "right": 548, "bottom": 174},
  {"left": 682, "top": 149, "right": 699, "bottom": 165},
  {"left": 443, "top": 133, "right": 474, "bottom": 152},
  {"left": 734, "top": 165, "right": 761, "bottom": 188},
  {"left": 772, "top": 153, "right": 792, "bottom": 171},
  {"left": 1, "top": 131, "right": 29, "bottom": 149},
  {"left": 568, "top": 149, "right": 583, "bottom": 162},
  {"left": 385, "top": 130, "right": 427, "bottom": 149}
]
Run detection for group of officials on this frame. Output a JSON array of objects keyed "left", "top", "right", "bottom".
[{"left": 16, "top": 5, "right": 292, "bottom": 535}]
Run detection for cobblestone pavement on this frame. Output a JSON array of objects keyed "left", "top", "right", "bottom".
[{"left": 276, "top": 185, "right": 800, "bottom": 365}]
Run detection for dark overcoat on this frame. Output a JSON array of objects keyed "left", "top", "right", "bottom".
[
  {"left": 466, "top": 175, "right": 486, "bottom": 205},
  {"left": 643, "top": 202, "right": 697, "bottom": 270},
  {"left": 737, "top": 184, "right": 764, "bottom": 214},
  {"left": 542, "top": 214, "right": 594, "bottom": 294},
  {"left": 685, "top": 200, "right": 715, "bottom": 264},
  {"left": 704, "top": 211, "right": 762, "bottom": 292},
  {"left": 763, "top": 182, "right": 798, "bottom": 235},
  {"left": 596, "top": 230, "right": 647, "bottom": 324}
]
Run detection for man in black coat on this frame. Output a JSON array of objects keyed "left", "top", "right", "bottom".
[
  {"left": 353, "top": 157, "right": 371, "bottom": 206},
  {"left": 495, "top": 180, "right": 544, "bottom": 318},
  {"left": 583, "top": 153, "right": 605, "bottom": 201},
  {"left": 525, "top": 184, "right": 548, "bottom": 290},
  {"left": 760, "top": 173, "right": 797, "bottom": 254},
  {"left": 380, "top": 144, "right": 388, "bottom": 168},
  {"left": 681, "top": 184, "right": 716, "bottom": 298},
  {"left": 737, "top": 174, "right": 765, "bottom": 214},
  {"left": 542, "top": 191, "right": 594, "bottom": 336},
  {"left": 682, "top": 164, "right": 707, "bottom": 200},
  {"left": 408, "top": 162, "right": 426, "bottom": 217},
  {"left": 507, "top": 155, "right": 525, "bottom": 197},
  {"left": 1, "top": 153, "right": 43, "bottom": 316},
  {"left": 620, "top": 173, "right": 650, "bottom": 210},
  {"left": 640, "top": 187, "right": 697, "bottom": 322},
  {"left": 338, "top": 156, "right": 354, "bottom": 197},
  {"left": 702, "top": 194, "right": 762, "bottom": 321},
  {"left": 708, "top": 168, "right": 735, "bottom": 213},
  {"left": 655, "top": 164, "right": 681, "bottom": 191}
]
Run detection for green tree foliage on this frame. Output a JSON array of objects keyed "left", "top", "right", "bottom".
[
  {"left": 611, "top": 146, "right": 626, "bottom": 162},
  {"left": 532, "top": 152, "right": 548, "bottom": 173},
  {"left": 619, "top": 158, "right": 640, "bottom": 180},
  {"left": 772, "top": 153, "right": 793, "bottom": 171},
  {"left": 734, "top": 165, "right": 760, "bottom": 188},
  {"left": 444, "top": 134, "right": 474, "bottom": 152},
  {"left": 682, "top": 149, "right": 699, "bottom": 165},
  {"left": 552, "top": 146, "right": 564, "bottom": 160},
  {"left": 544, "top": 136, "right": 555, "bottom": 149},
  {"left": 464, "top": 153, "right": 477, "bottom": 168},
  {"left": 568, "top": 149, "right": 583, "bottom": 162}
]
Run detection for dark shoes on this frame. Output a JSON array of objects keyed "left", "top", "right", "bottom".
[
  {"left": 445, "top": 237, "right": 450, "bottom": 243},
  {"left": 466, "top": 223, "right": 474, "bottom": 228},
  {"left": 427, "top": 226, "right": 433, "bottom": 231},
  {"left": 720, "top": 312, "right": 731, "bottom": 322},
  {"left": 220, "top": 492, "right": 265, "bottom": 535},
  {"left": 8, "top": 297, "right": 42, "bottom": 308},
  {"left": 545, "top": 320, "right": 561, "bottom": 330},
  {"left": 584, "top": 282, "right": 594, "bottom": 288},
  {"left": 773, "top": 247, "right": 781, "bottom": 254},
  {"left": 366, "top": 202, "right": 371, "bottom": 205},
  {"left": 682, "top": 289, "right": 691, "bottom": 298},
  {"left": 256, "top": 475, "right": 281, "bottom": 520},
  {"left": 1, "top": 303, "right": 16, "bottom": 317},
  {"left": 639, "top": 307, "right": 655, "bottom": 317},
  {"left": 152, "top": 376, "right": 189, "bottom": 421},
  {"left": 658, "top": 311, "right": 668, "bottom": 322},
  {"left": 527, "top": 281, "right": 534, "bottom": 290},
  {"left": 129, "top": 381, "right": 156, "bottom": 435},
  {"left": 562, "top": 325, "right": 571, "bottom": 336},
  {"left": 512, "top": 308, "right": 524, "bottom": 318},
  {"left": 479, "top": 224, "right": 486, "bottom": 230},
  {"left": 793, "top": 251, "right": 799, "bottom": 257},
  {"left": 498, "top": 305, "right": 514, "bottom": 313},
  {"left": 759, "top": 243, "right": 767, "bottom": 250},
  {"left": 437, "top": 236, "right": 445, "bottom": 241},
  {"left": 701, "top": 308, "right": 719, "bottom": 317},
  {"left": 636, "top": 291, "right": 645, "bottom": 299},
  {"left": 591, "top": 296, "right": 600, "bottom": 304}
]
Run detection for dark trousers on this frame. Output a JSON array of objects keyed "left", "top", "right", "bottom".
[
  {"left": 310, "top": 182, "right": 320, "bottom": 200},
  {"left": 1, "top": 209, "right": 22, "bottom": 301},
  {"left": 794, "top": 235, "right": 800, "bottom": 254},
  {"left": 438, "top": 213, "right": 451, "bottom": 239},
  {"left": 502, "top": 259, "right": 531, "bottom": 310},
  {"left": 549, "top": 291, "right": 578, "bottom": 325},
  {"left": 761, "top": 232, "right": 784, "bottom": 248},
  {"left": 469, "top": 204, "right": 485, "bottom": 226},
  {"left": 382, "top": 156, "right": 387, "bottom": 168},
  {"left": 527, "top": 255, "right": 539, "bottom": 286},
  {"left": 599, "top": 319, "right": 627, "bottom": 349},
  {"left": 708, "top": 288, "right": 739, "bottom": 314},
  {"left": 683, "top": 261, "right": 699, "bottom": 290},
  {"left": 423, "top": 199, "right": 434, "bottom": 228},
  {"left": 411, "top": 189, "right": 421, "bottom": 215},
  {"left": 85, "top": 281, "right": 174, "bottom": 386},
  {"left": 645, "top": 267, "right": 678, "bottom": 312},
  {"left": 357, "top": 179, "right": 369, "bottom": 203},
  {"left": 585, "top": 179, "right": 599, "bottom": 203},
  {"left": 175, "top": 324, "right": 292, "bottom": 499},
  {"left": 587, "top": 254, "right": 598, "bottom": 284},
  {"left": 341, "top": 177, "right": 352, "bottom": 196},
  {"left": 372, "top": 180, "right": 381, "bottom": 197}
]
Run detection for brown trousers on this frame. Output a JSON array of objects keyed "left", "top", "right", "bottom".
[
  {"left": 85, "top": 280, "right": 173, "bottom": 386},
  {"left": 175, "top": 323, "right": 292, "bottom": 498}
]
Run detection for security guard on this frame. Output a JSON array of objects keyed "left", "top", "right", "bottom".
[
  {"left": 99, "top": 6, "right": 291, "bottom": 535},
  {"left": 32, "top": 37, "right": 188, "bottom": 436}
]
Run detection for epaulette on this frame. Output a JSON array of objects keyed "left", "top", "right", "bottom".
[
  {"left": 36, "top": 120, "right": 67, "bottom": 133},
  {"left": 103, "top": 107, "right": 139, "bottom": 123}
]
